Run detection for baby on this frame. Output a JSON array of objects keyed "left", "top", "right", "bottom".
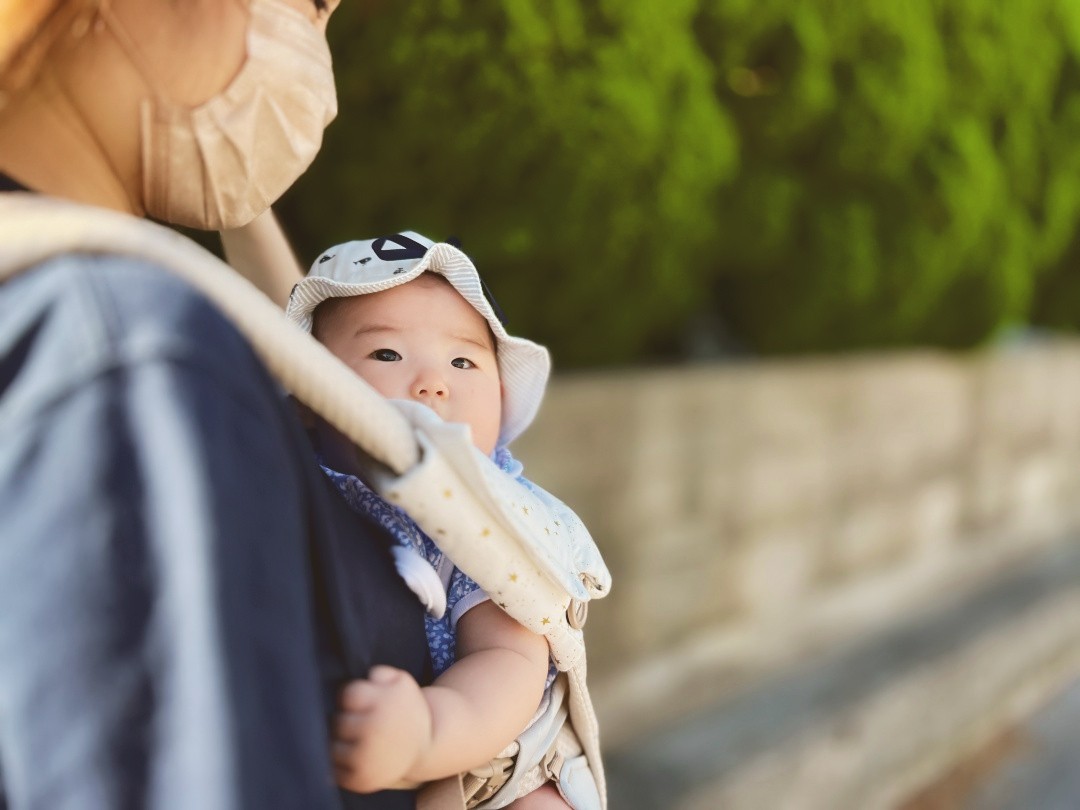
[{"left": 285, "top": 232, "right": 603, "bottom": 809}]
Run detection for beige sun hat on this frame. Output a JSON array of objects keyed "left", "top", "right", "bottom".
[{"left": 286, "top": 231, "right": 551, "bottom": 449}]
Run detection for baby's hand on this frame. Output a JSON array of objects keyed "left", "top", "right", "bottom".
[{"left": 332, "top": 665, "right": 433, "bottom": 793}]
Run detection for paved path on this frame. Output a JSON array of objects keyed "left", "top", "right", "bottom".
[
  {"left": 602, "top": 539, "right": 1080, "bottom": 809},
  {"left": 962, "top": 677, "right": 1080, "bottom": 810}
]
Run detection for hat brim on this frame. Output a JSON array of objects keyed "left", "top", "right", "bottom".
[{"left": 287, "top": 241, "right": 550, "bottom": 448}]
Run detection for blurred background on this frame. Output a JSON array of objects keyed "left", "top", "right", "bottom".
[
  {"left": 272, "top": 1, "right": 1080, "bottom": 807},
  {"left": 279, "top": 0, "right": 1080, "bottom": 367}
]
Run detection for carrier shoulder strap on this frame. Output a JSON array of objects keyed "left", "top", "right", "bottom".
[
  {"left": 0, "top": 195, "right": 611, "bottom": 663},
  {"left": 0, "top": 194, "right": 419, "bottom": 473},
  {"left": 0, "top": 195, "right": 608, "bottom": 809}
]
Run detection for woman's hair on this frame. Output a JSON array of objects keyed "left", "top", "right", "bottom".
[{"left": 0, "top": 0, "right": 94, "bottom": 104}]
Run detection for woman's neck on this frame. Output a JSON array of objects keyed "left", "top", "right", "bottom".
[{"left": 0, "top": 68, "right": 141, "bottom": 214}]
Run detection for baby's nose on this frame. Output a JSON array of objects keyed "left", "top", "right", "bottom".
[{"left": 413, "top": 373, "right": 447, "bottom": 399}]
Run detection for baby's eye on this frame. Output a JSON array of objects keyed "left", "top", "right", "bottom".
[
  {"left": 451, "top": 357, "right": 475, "bottom": 370},
  {"left": 371, "top": 349, "right": 401, "bottom": 362}
]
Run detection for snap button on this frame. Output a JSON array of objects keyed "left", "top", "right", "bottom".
[{"left": 567, "top": 599, "right": 588, "bottom": 630}]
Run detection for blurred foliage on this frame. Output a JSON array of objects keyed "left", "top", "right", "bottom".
[{"left": 277, "top": 0, "right": 1080, "bottom": 366}]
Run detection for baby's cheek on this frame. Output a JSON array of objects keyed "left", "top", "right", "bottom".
[{"left": 350, "top": 362, "right": 393, "bottom": 392}]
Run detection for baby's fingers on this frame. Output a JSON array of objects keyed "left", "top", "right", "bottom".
[
  {"left": 338, "top": 666, "right": 408, "bottom": 712},
  {"left": 332, "top": 710, "right": 365, "bottom": 743},
  {"left": 338, "top": 679, "right": 381, "bottom": 713},
  {"left": 332, "top": 739, "right": 383, "bottom": 794},
  {"left": 332, "top": 738, "right": 357, "bottom": 772}
]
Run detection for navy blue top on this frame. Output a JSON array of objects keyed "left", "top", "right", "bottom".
[{"left": 0, "top": 183, "right": 430, "bottom": 809}]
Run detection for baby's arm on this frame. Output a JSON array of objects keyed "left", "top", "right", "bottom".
[
  {"left": 333, "top": 601, "right": 550, "bottom": 793},
  {"left": 218, "top": 207, "right": 304, "bottom": 308}
]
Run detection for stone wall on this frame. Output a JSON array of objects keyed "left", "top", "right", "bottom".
[{"left": 512, "top": 340, "right": 1080, "bottom": 747}]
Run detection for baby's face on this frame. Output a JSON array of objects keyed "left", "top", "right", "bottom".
[{"left": 316, "top": 274, "right": 503, "bottom": 455}]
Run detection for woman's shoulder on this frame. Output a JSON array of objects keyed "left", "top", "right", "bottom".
[{"left": 0, "top": 248, "right": 264, "bottom": 414}]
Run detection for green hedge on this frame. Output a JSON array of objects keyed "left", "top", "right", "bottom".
[{"left": 277, "top": 0, "right": 1080, "bottom": 366}]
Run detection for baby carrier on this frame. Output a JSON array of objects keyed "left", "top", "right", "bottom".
[{"left": 0, "top": 195, "right": 611, "bottom": 810}]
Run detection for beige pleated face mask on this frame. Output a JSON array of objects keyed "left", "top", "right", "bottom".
[{"left": 104, "top": 0, "right": 338, "bottom": 229}]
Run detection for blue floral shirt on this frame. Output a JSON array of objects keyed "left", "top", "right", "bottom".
[{"left": 321, "top": 447, "right": 533, "bottom": 678}]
